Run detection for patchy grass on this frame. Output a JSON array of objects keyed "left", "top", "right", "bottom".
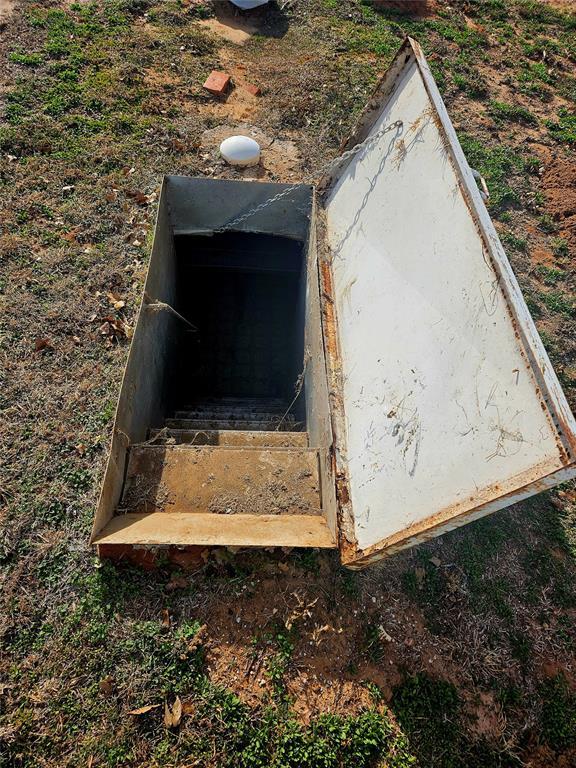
[
  {"left": 547, "top": 107, "right": 576, "bottom": 144},
  {"left": 539, "top": 290, "right": 574, "bottom": 317},
  {"left": 540, "top": 675, "right": 576, "bottom": 751},
  {"left": 392, "top": 673, "right": 519, "bottom": 767},
  {"left": 489, "top": 100, "right": 539, "bottom": 125},
  {"left": 1, "top": 1, "right": 576, "bottom": 766},
  {"left": 457, "top": 134, "right": 536, "bottom": 212}
]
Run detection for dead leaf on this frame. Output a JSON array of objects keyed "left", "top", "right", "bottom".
[
  {"left": 285, "top": 592, "right": 318, "bottom": 631},
  {"left": 170, "top": 137, "right": 186, "bottom": 152},
  {"left": 429, "top": 556, "right": 442, "bottom": 568},
  {"left": 106, "top": 291, "right": 122, "bottom": 306},
  {"left": 166, "top": 576, "right": 188, "bottom": 591},
  {"left": 378, "top": 626, "right": 393, "bottom": 643},
  {"left": 415, "top": 567, "right": 426, "bottom": 586},
  {"left": 311, "top": 623, "right": 330, "bottom": 645},
  {"left": 128, "top": 704, "right": 160, "bottom": 715},
  {"left": 99, "top": 676, "right": 114, "bottom": 696},
  {"left": 98, "top": 315, "right": 131, "bottom": 343},
  {"left": 126, "top": 190, "right": 150, "bottom": 206},
  {"left": 181, "top": 700, "right": 196, "bottom": 715},
  {"left": 62, "top": 229, "right": 80, "bottom": 243},
  {"left": 164, "top": 696, "right": 182, "bottom": 728},
  {"left": 34, "top": 337, "right": 53, "bottom": 353},
  {"left": 172, "top": 696, "right": 182, "bottom": 725}
]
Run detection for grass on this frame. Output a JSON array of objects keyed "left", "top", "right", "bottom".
[
  {"left": 392, "top": 674, "right": 520, "bottom": 767},
  {"left": 540, "top": 290, "right": 574, "bottom": 317},
  {"left": 551, "top": 237, "right": 570, "bottom": 259},
  {"left": 457, "top": 133, "right": 536, "bottom": 212},
  {"left": 536, "top": 265, "right": 565, "bottom": 285},
  {"left": 500, "top": 230, "right": 528, "bottom": 252},
  {"left": 489, "top": 100, "right": 538, "bottom": 126},
  {"left": 547, "top": 107, "right": 576, "bottom": 144},
  {"left": 540, "top": 675, "right": 576, "bottom": 751},
  {"left": 1, "top": 0, "right": 576, "bottom": 766}
]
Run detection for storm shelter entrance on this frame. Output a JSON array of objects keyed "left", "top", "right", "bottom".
[
  {"left": 91, "top": 177, "right": 338, "bottom": 552},
  {"left": 170, "top": 232, "right": 306, "bottom": 425}
]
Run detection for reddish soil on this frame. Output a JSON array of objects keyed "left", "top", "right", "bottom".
[{"left": 541, "top": 156, "right": 576, "bottom": 251}]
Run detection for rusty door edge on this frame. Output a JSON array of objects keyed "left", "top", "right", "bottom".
[
  {"left": 314, "top": 202, "right": 358, "bottom": 553},
  {"left": 342, "top": 461, "right": 576, "bottom": 569}
]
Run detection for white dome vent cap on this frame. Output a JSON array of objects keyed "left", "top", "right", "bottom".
[{"left": 219, "top": 135, "right": 261, "bottom": 167}]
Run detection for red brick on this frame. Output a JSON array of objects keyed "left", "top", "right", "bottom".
[
  {"left": 203, "top": 70, "right": 231, "bottom": 96},
  {"left": 245, "top": 82, "right": 261, "bottom": 97}
]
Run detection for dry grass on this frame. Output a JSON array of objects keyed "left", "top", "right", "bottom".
[{"left": 1, "top": 0, "right": 576, "bottom": 766}]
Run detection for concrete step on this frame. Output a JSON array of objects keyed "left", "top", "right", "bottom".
[
  {"left": 190, "top": 397, "right": 287, "bottom": 407},
  {"left": 174, "top": 410, "right": 295, "bottom": 422},
  {"left": 147, "top": 428, "right": 309, "bottom": 448},
  {"left": 120, "top": 444, "right": 321, "bottom": 516},
  {"left": 95, "top": 512, "right": 335, "bottom": 549},
  {"left": 180, "top": 403, "right": 289, "bottom": 414},
  {"left": 165, "top": 418, "right": 303, "bottom": 432}
]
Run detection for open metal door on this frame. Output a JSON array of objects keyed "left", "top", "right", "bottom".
[{"left": 320, "top": 38, "right": 576, "bottom": 569}]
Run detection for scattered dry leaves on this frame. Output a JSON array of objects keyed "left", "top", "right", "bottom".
[{"left": 163, "top": 696, "right": 182, "bottom": 728}]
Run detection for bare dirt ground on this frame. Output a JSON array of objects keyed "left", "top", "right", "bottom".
[{"left": 0, "top": 1, "right": 575, "bottom": 767}]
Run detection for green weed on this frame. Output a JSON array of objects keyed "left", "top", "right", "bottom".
[
  {"left": 551, "top": 237, "right": 569, "bottom": 258},
  {"left": 501, "top": 230, "right": 528, "bottom": 252},
  {"left": 489, "top": 101, "right": 538, "bottom": 126},
  {"left": 541, "top": 675, "right": 576, "bottom": 750},
  {"left": 536, "top": 265, "right": 565, "bottom": 285},
  {"left": 538, "top": 213, "right": 558, "bottom": 233},
  {"left": 546, "top": 108, "right": 576, "bottom": 144},
  {"left": 540, "top": 290, "right": 574, "bottom": 317}
]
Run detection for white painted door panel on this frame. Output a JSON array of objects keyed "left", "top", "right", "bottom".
[{"left": 322, "top": 40, "right": 576, "bottom": 566}]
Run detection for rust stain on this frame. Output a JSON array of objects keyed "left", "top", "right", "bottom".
[
  {"left": 335, "top": 474, "right": 350, "bottom": 506},
  {"left": 319, "top": 259, "right": 339, "bottom": 361},
  {"left": 316, "top": 231, "right": 358, "bottom": 556}
]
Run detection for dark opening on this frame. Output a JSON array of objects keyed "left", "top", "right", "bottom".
[{"left": 168, "top": 232, "right": 306, "bottom": 423}]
